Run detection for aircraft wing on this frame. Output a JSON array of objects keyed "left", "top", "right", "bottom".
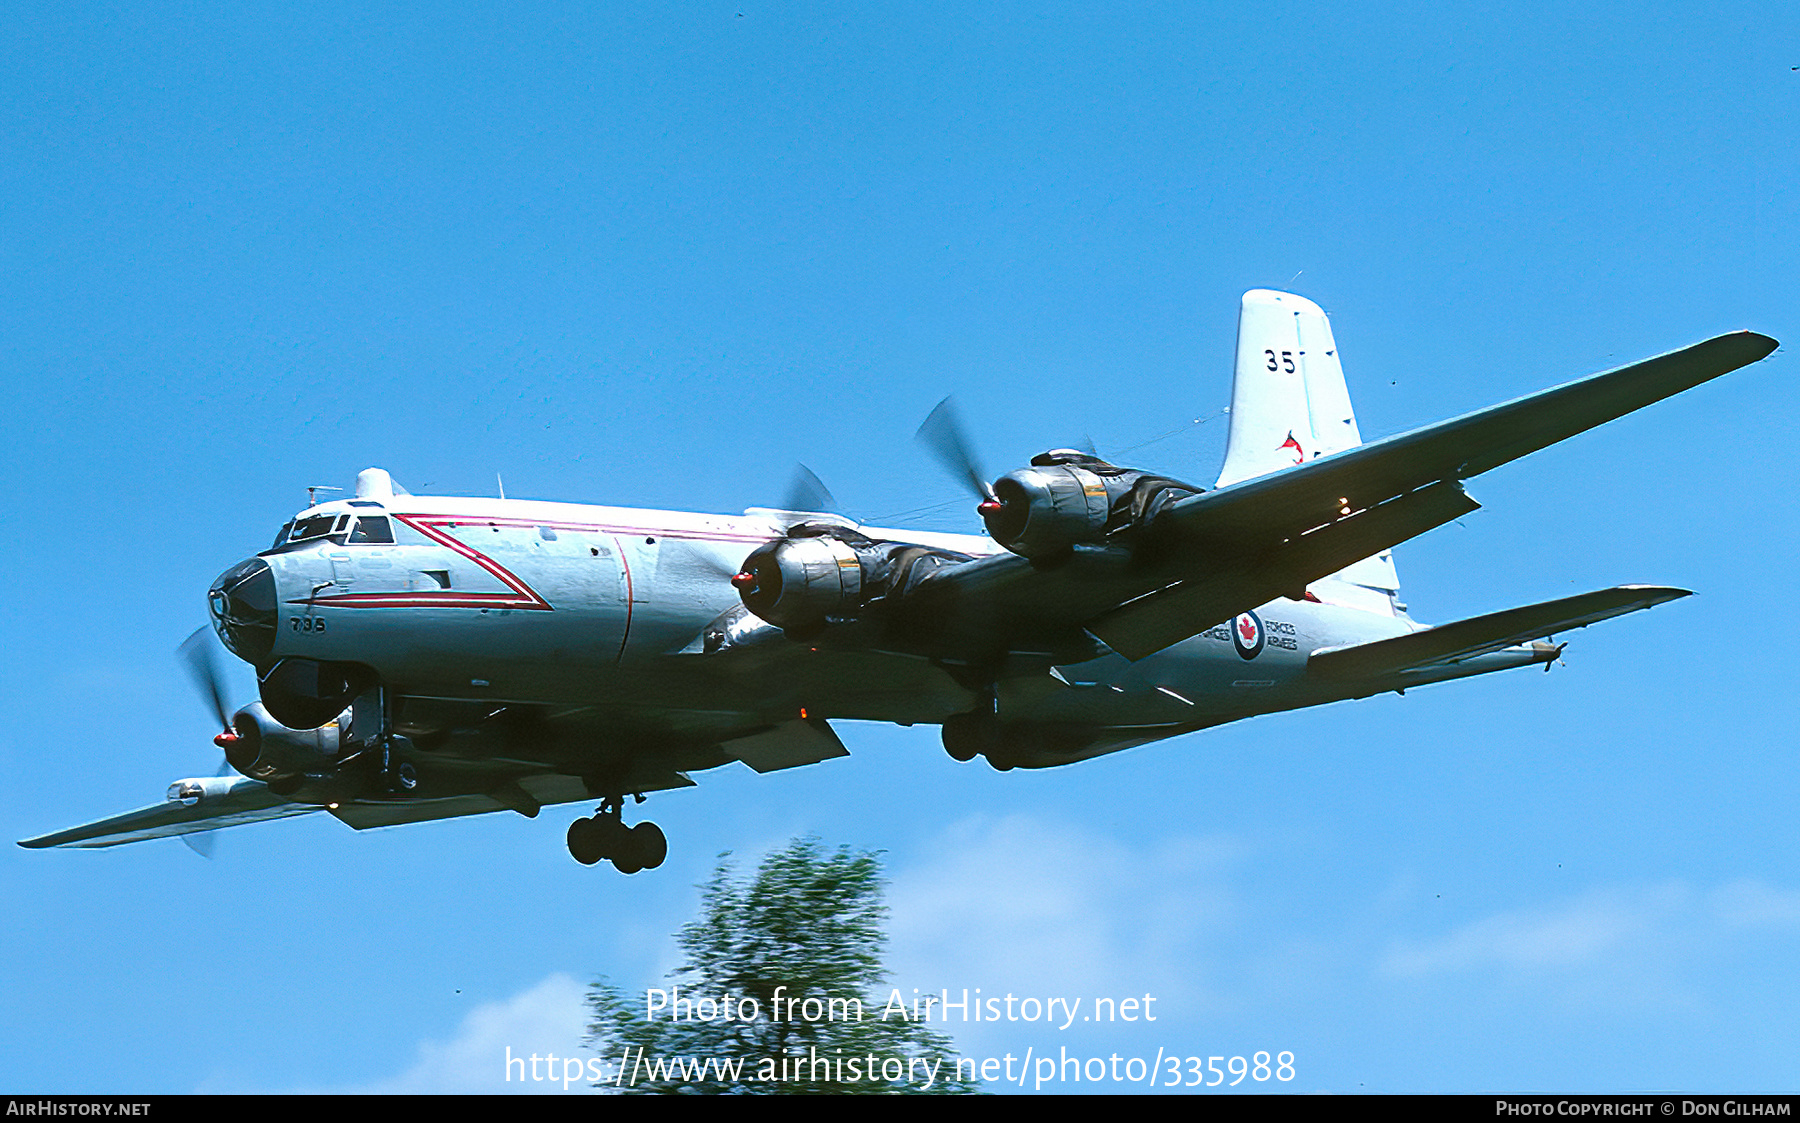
[
  {"left": 924, "top": 332, "right": 1773, "bottom": 661},
  {"left": 17, "top": 776, "right": 320, "bottom": 849},
  {"left": 17, "top": 724, "right": 784, "bottom": 847},
  {"left": 1306, "top": 585, "right": 1691, "bottom": 679}
]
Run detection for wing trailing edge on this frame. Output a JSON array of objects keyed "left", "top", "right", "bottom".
[
  {"left": 723, "top": 718, "right": 849, "bottom": 773},
  {"left": 1089, "top": 478, "right": 1481, "bottom": 660},
  {"left": 1306, "top": 585, "right": 1690, "bottom": 680}
]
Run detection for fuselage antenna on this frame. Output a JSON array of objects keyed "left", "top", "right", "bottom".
[{"left": 307, "top": 485, "right": 344, "bottom": 508}]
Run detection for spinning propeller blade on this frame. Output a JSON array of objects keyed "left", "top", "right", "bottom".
[
  {"left": 915, "top": 396, "right": 995, "bottom": 502},
  {"left": 179, "top": 627, "right": 232, "bottom": 736},
  {"left": 783, "top": 463, "right": 842, "bottom": 519},
  {"left": 176, "top": 627, "right": 241, "bottom": 858}
]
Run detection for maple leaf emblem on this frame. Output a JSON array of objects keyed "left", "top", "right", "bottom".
[{"left": 1237, "top": 614, "right": 1257, "bottom": 643}]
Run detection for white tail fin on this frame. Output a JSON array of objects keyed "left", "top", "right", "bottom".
[{"left": 1215, "top": 290, "right": 1401, "bottom": 609}]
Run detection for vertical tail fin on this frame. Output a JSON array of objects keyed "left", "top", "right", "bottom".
[{"left": 1215, "top": 290, "right": 1402, "bottom": 611}]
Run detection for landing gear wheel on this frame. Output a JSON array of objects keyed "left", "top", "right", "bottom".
[
  {"left": 609, "top": 821, "right": 668, "bottom": 875},
  {"left": 597, "top": 816, "right": 630, "bottom": 856},
  {"left": 569, "top": 798, "right": 665, "bottom": 874},
  {"left": 985, "top": 728, "right": 1028, "bottom": 772},
  {"left": 942, "top": 713, "right": 994, "bottom": 763},
  {"left": 567, "top": 816, "right": 604, "bottom": 866},
  {"left": 632, "top": 821, "right": 667, "bottom": 871}
]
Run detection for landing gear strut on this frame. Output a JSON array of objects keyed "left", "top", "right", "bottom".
[{"left": 566, "top": 796, "right": 667, "bottom": 874}]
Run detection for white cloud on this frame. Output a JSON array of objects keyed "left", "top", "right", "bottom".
[
  {"left": 885, "top": 814, "right": 1245, "bottom": 1013},
  {"left": 1377, "top": 877, "right": 1800, "bottom": 1013},
  {"left": 1709, "top": 878, "right": 1800, "bottom": 928},
  {"left": 354, "top": 973, "right": 598, "bottom": 1094},
  {"left": 1381, "top": 884, "right": 1684, "bottom": 978}
]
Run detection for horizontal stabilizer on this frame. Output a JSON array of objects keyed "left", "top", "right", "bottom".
[
  {"left": 724, "top": 718, "right": 849, "bottom": 774},
  {"left": 17, "top": 776, "right": 318, "bottom": 849},
  {"left": 1307, "top": 585, "right": 1690, "bottom": 679}
]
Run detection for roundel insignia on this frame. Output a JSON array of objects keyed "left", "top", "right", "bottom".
[{"left": 1232, "top": 610, "right": 1265, "bottom": 660}]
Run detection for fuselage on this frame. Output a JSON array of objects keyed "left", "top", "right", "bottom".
[{"left": 208, "top": 481, "right": 1542, "bottom": 774}]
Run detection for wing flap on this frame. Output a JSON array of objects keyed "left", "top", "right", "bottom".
[
  {"left": 329, "top": 771, "right": 695, "bottom": 830},
  {"left": 1090, "top": 479, "right": 1480, "bottom": 660},
  {"left": 1307, "top": 585, "right": 1691, "bottom": 679},
  {"left": 724, "top": 718, "right": 849, "bottom": 774}
]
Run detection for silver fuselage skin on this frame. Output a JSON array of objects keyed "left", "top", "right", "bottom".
[{"left": 229, "top": 490, "right": 1535, "bottom": 768}]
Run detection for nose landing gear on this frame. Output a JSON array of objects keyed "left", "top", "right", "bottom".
[{"left": 567, "top": 796, "right": 667, "bottom": 874}]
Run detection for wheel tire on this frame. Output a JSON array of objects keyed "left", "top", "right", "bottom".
[
  {"left": 632, "top": 822, "right": 668, "bottom": 871},
  {"left": 598, "top": 816, "right": 627, "bottom": 848},
  {"left": 942, "top": 713, "right": 993, "bottom": 763},
  {"left": 566, "top": 817, "right": 604, "bottom": 866}
]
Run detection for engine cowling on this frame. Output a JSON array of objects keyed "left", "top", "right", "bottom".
[
  {"left": 732, "top": 532, "right": 865, "bottom": 632},
  {"left": 980, "top": 450, "right": 1202, "bottom": 558},
  {"left": 732, "top": 524, "right": 970, "bottom": 634},
  {"left": 219, "top": 701, "right": 351, "bottom": 793}
]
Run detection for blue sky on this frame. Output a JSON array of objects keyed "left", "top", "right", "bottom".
[{"left": 2, "top": 1, "right": 1797, "bottom": 1094}]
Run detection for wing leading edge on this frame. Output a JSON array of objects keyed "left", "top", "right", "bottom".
[{"left": 17, "top": 776, "right": 320, "bottom": 849}]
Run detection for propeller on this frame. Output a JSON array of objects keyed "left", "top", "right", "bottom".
[
  {"left": 177, "top": 626, "right": 242, "bottom": 859},
  {"left": 915, "top": 396, "right": 997, "bottom": 507},
  {"left": 718, "top": 464, "right": 852, "bottom": 592},
  {"left": 1543, "top": 639, "right": 1569, "bottom": 672},
  {"left": 178, "top": 626, "right": 233, "bottom": 738},
  {"left": 781, "top": 463, "right": 843, "bottom": 520}
]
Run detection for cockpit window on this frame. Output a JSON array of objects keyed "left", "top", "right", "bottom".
[
  {"left": 286, "top": 514, "right": 343, "bottom": 544},
  {"left": 265, "top": 512, "right": 394, "bottom": 553},
  {"left": 348, "top": 516, "right": 395, "bottom": 544}
]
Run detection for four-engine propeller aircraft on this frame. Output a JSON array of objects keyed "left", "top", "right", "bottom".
[{"left": 21, "top": 291, "right": 1778, "bottom": 872}]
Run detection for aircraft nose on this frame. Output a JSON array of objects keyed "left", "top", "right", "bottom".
[{"left": 209, "top": 558, "right": 277, "bottom": 664}]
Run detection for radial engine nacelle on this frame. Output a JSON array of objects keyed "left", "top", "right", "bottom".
[
  {"left": 979, "top": 450, "right": 1203, "bottom": 559},
  {"left": 217, "top": 701, "right": 355, "bottom": 796},
  {"left": 732, "top": 523, "right": 971, "bottom": 634}
]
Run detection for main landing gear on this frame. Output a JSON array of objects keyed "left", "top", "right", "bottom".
[
  {"left": 566, "top": 796, "right": 667, "bottom": 874},
  {"left": 941, "top": 712, "right": 1024, "bottom": 771}
]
